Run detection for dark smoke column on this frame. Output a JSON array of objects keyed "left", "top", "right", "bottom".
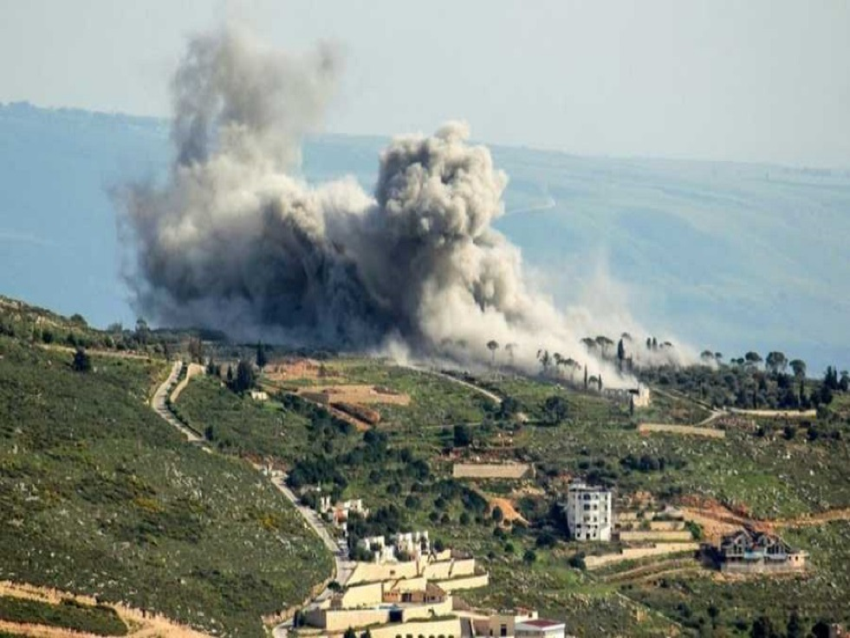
[{"left": 118, "top": 26, "right": 654, "bottom": 381}]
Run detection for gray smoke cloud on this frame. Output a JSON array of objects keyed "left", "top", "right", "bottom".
[{"left": 119, "top": 27, "right": 688, "bottom": 383}]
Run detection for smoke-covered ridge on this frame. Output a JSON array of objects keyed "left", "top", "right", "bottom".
[{"left": 119, "top": 27, "right": 687, "bottom": 383}]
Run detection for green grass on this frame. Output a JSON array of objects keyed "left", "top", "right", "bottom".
[
  {"left": 323, "top": 359, "right": 495, "bottom": 428},
  {"left": 174, "top": 376, "right": 314, "bottom": 463},
  {"left": 624, "top": 522, "right": 850, "bottom": 635},
  {"left": 0, "top": 596, "right": 127, "bottom": 636},
  {"left": 0, "top": 335, "right": 332, "bottom": 637},
  {"left": 8, "top": 294, "right": 842, "bottom": 638}
]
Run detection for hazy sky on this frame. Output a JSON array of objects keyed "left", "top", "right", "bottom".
[{"left": 2, "top": 0, "right": 849, "bottom": 167}]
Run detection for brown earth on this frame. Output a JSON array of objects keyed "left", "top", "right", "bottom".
[
  {"left": 264, "top": 359, "right": 340, "bottom": 383},
  {"left": 637, "top": 423, "right": 725, "bottom": 438},
  {"left": 485, "top": 495, "right": 528, "bottom": 525},
  {"left": 0, "top": 581, "right": 211, "bottom": 638},
  {"left": 297, "top": 385, "right": 410, "bottom": 406},
  {"left": 452, "top": 463, "right": 531, "bottom": 479},
  {"left": 678, "top": 495, "right": 850, "bottom": 543}
]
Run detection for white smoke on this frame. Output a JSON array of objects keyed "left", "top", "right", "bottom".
[{"left": 119, "top": 27, "right": 688, "bottom": 386}]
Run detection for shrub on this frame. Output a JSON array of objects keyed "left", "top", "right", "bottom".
[{"left": 568, "top": 552, "right": 586, "bottom": 570}]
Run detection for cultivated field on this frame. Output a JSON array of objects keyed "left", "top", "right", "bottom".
[{"left": 453, "top": 463, "right": 531, "bottom": 479}]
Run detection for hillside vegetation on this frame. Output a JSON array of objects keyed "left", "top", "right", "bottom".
[
  {"left": 176, "top": 350, "right": 850, "bottom": 637},
  {"left": 0, "top": 302, "right": 332, "bottom": 637}
]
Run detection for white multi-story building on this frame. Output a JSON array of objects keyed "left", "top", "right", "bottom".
[{"left": 564, "top": 482, "right": 612, "bottom": 541}]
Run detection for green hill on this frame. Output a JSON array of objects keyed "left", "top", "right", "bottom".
[
  {"left": 175, "top": 354, "right": 850, "bottom": 636},
  {"left": 0, "top": 298, "right": 332, "bottom": 637},
  {"left": 2, "top": 294, "right": 849, "bottom": 637}
]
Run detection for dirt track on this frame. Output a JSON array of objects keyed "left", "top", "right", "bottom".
[
  {"left": 680, "top": 503, "right": 850, "bottom": 543},
  {"left": 0, "top": 581, "right": 211, "bottom": 638},
  {"left": 169, "top": 363, "right": 205, "bottom": 403}
]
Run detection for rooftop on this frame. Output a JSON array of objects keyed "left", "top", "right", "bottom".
[{"left": 517, "top": 619, "right": 565, "bottom": 629}]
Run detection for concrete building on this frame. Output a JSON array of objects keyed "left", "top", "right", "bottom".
[
  {"left": 302, "top": 561, "right": 483, "bottom": 637},
  {"left": 357, "top": 530, "right": 431, "bottom": 563},
  {"left": 359, "top": 535, "right": 396, "bottom": 563},
  {"left": 319, "top": 496, "right": 368, "bottom": 531},
  {"left": 395, "top": 530, "right": 430, "bottom": 559},
  {"left": 563, "top": 481, "right": 612, "bottom": 541},
  {"left": 515, "top": 619, "right": 566, "bottom": 638},
  {"left": 603, "top": 384, "right": 651, "bottom": 409},
  {"left": 475, "top": 611, "right": 539, "bottom": 638}
]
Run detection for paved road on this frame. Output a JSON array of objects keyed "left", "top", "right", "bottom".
[
  {"left": 264, "top": 473, "right": 354, "bottom": 637},
  {"left": 266, "top": 471, "right": 355, "bottom": 593},
  {"left": 149, "top": 362, "right": 351, "bottom": 634},
  {"left": 150, "top": 361, "right": 204, "bottom": 442},
  {"left": 409, "top": 365, "right": 503, "bottom": 405}
]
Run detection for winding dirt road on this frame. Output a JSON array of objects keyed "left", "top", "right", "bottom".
[
  {"left": 150, "top": 361, "right": 204, "bottom": 442},
  {"left": 149, "top": 363, "right": 350, "bottom": 637}
]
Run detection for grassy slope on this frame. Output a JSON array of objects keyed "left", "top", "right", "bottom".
[
  {"left": 176, "top": 358, "right": 850, "bottom": 636},
  {"left": 0, "top": 596, "right": 127, "bottom": 636},
  {"left": 626, "top": 522, "right": 850, "bottom": 633},
  {"left": 0, "top": 335, "right": 332, "bottom": 637},
  {"left": 176, "top": 362, "right": 681, "bottom": 637}
]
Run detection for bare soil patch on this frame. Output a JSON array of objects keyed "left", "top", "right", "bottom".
[
  {"left": 296, "top": 385, "right": 410, "bottom": 406},
  {"left": 264, "top": 359, "right": 340, "bottom": 383},
  {"left": 637, "top": 423, "right": 725, "bottom": 438},
  {"left": 452, "top": 463, "right": 530, "bottom": 479},
  {"left": 485, "top": 495, "right": 528, "bottom": 524}
]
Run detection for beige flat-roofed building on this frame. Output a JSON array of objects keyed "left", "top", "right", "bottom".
[{"left": 515, "top": 619, "right": 566, "bottom": 638}]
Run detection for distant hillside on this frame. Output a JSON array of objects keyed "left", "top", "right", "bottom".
[{"left": 1, "top": 102, "right": 849, "bottom": 371}]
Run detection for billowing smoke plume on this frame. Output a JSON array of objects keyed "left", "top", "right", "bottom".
[{"left": 119, "top": 27, "right": 687, "bottom": 383}]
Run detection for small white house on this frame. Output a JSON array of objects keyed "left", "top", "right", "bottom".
[
  {"left": 359, "top": 535, "right": 396, "bottom": 563},
  {"left": 395, "top": 530, "right": 430, "bottom": 559},
  {"left": 564, "top": 481, "right": 613, "bottom": 542},
  {"left": 249, "top": 390, "right": 269, "bottom": 401}
]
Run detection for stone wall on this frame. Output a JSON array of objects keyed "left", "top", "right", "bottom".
[
  {"left": 434, "top": 574, "right": 489, "bottom": 593},
  {"left": 369, "top": 618, "right": 462, "bottom": 638},
  {"left": 339, "top": 582, "right": 384, "bottom": 608},
  {"left": 584, "top": 543, "right": 700, "bottom": 569},
  {"left": 348, "top": 561, "right": 419, "bottom": 585},
  {"left": 422, "top": 559, "right": 475, "bottom": 580},
  {"left": 618, "top": 530, "right": 693, "bottom": 542}
]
